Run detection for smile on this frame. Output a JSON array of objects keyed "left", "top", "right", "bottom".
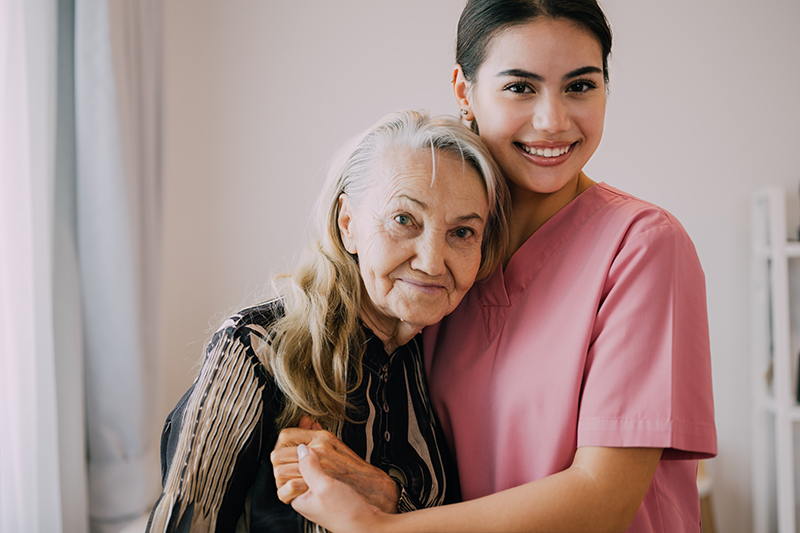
[
  {"left": 401, "top": 279, "right": 446, "bottom": 295},
  {"left": 518, "top": 143, "right": 573, "bottom": 158}
]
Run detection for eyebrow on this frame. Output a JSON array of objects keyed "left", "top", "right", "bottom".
[
  {"left": 456, "top": 213, "right": 486, "bottom": 224},
  {"left": 396, "top": 194, "right": 427, "bottom": 209},
  {"left": 496, "top": 66, "right": 603, "bottom": 82},
  {"left": 395, "top": 194, "right": 485, "bottom": 223}
]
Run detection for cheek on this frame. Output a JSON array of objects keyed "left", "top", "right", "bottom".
[
  {"left": 473, "top": 93, "right": 519, "bottom": 139},
  {"left": 477, "top": 129, "right": 513, "bottom": 170},
  {"left": 452, "top": 247, "right": 483, "bottom": 290},
  {"left": 361, "top": 236, "right": 406, "bottom": 285},
  {"left": 357, "top": 262, "right": 379, "bottom": 300},
  {"left": 358, "top": 260, "right": 392, "bottom": 311},
  {"left": 576, "top": 103, "right": 605, "bottom": 139},
  {"left": 479, "top": 117, "right": 529, "bottom": 168},
  {"left": 482, "top": 106, "right": 523, "bottom": 142}
]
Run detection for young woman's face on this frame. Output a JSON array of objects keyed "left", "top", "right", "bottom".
[
  {"left": 458, "top": 18, "right": 606, "bottom": 198},
  {"left": 338, "top": 149, "right": 489, "bottom": 331}
]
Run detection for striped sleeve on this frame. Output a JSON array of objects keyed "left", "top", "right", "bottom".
[
  {"left": 396, "top": 485, "right": 422, "bottom": 512},
  {"left": 148, "top": 317, "right": 268, "bottom": 533}
]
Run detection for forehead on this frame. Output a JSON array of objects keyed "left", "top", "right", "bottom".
[
  {"left": 369, "top": 148, "right": 487, "bottom": 204},
  {"left": 482, "top": 18, "right": 603, "bottom": 72}
]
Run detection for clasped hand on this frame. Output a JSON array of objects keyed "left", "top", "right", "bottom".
[{"left": 270, "top": 417, "right": 400, "bottom": 514}]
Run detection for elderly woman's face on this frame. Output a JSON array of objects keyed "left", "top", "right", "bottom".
[{"left": 338, "top": 148, "right": 489, "bottom": 330}]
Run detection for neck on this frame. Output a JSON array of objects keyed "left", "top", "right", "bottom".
[
  {"left": 359, "top": 303, "right": 421, "bottom": 354},
  {"left": 505, "top": 172, "right": 596, "bottom": 265}
]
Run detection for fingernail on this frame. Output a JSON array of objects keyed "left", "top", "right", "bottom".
[{"left": 297, "top": 443, "right": 308, "bottom": 460}]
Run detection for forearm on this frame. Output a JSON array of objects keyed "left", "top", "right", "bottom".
[
  {"left": 381, "top": 467, "right": 634, "bottom": 532},
  {"left": 349, "top": 447, "right": 663, "bottom": 533}
]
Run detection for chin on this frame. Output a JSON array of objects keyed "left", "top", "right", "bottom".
[{"left": 396, "top": 309, "right": 433, "bottom": 326}]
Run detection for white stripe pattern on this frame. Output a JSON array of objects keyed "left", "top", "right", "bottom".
[{"left": 149, "top": 327, "right": 265, "bottom": 532}]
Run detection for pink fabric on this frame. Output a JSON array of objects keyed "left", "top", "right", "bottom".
[{"left": 424, "top": 183, "right": 716, "bottom": 532}]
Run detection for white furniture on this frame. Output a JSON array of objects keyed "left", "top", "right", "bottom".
[{"left": 752, "top": 187, "right": 800, "bottom": 533}]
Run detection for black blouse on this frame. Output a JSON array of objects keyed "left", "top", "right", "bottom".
[{"left": 147, "top": 300, "right": 459, "bottom": 532}]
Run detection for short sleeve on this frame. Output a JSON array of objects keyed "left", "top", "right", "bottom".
[{"left": 577, "top": 216, "right": 717, "bottom": 459}]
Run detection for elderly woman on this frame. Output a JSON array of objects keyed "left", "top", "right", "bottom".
[{"left": 146, "top": 110, "right": 509, "bottom": 532}]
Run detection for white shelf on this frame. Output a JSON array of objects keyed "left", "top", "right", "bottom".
[
  {"left": 752, "top": 187, "right": 799, "bottom": 533},
  {"left": 787, "top": 241, "right": 800, "bottom": 257},
  {"left": 758, "top": 397, "right": 800, "bottom": 422},
  {"left": 753, "top": 241, "right": 800, "bottom": 259}
]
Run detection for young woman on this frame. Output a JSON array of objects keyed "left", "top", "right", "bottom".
[
  {"left": 280, "top": 1, "right": 717, "bottom": 532},
  {"left": 146, "top": 110, "right": 509, "bottom": 532}
]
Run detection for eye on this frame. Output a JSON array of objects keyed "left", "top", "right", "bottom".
[
  {"left": 504, "top": 81, "right": 534, "bottom": 94},
  {"left": 453, "top": 227, "right": 475, "bottom": 239},
  {"left": 566, "top": 79, "right": 598, "bottom": 93},
  {"left": 394, "top": 214, "right": 411, "bottom": 226}
]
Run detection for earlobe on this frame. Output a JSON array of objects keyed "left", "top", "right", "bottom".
[
  {"left": 453, "top": 65, "right": 473, "bottom": 120},
  {"left": 337, "top": 194, "right": 358, "bottom": 254}
]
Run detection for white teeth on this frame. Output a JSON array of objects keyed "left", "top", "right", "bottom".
[{"left": 520, "top": 144, "right": 571, "bottom": 157}]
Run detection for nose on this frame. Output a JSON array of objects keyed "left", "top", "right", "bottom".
[
  {"left": 410, "top": 234, "right": 447, "bottom": 277},
  {"left": 532, "top": 93, "right": 569, "bottom": 134}
]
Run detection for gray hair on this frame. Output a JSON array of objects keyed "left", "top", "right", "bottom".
[{"left": 320, "top": 109, "right": 509, "bottom": 280}]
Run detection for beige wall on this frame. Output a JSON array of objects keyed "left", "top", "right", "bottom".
[{"left": 160, "top": 2, "right": 800, "bottom": 532}]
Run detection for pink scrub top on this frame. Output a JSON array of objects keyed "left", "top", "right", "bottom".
[{"left": 424, "top": 183, "right": 717, "bottom": 532}]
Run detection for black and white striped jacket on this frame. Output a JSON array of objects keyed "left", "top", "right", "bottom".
[{"left": 147, "top": 300, "right": 459, "bottom": 532}]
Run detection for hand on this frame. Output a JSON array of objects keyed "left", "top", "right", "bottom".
[
  {"left": 292, "top": 444, "right": 386, "bottom": 533},
  {"left": 271, "top": 417, "right": 400, "bottom": 513}
]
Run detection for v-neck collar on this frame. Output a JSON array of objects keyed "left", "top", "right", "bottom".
[{"left": 477, "top": 182, "right": 612, "bottom": 309}]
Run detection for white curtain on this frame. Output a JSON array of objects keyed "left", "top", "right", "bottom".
[
  {"left": 75, "top": 0, "right": 164, "bottom": 530},
  {"left": 53, "top": 0, "right": 91, "bottom": 529},
  {"left": 0, "top": 0, "right": 64, "bottom": 531},
  {"left": 0, "top": 0, "right": 164, "bottom": 530}
]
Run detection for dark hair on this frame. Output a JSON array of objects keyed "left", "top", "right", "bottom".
[{"left": 456, "top": 0, "right": 613, "bottom": 86}]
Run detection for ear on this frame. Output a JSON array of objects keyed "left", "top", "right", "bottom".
[
  {"left": 337, "top": 194, "right": 358, "bottom": 254},
  {"left": 453, "top": 64, "right": 474, "bottom": 121}
]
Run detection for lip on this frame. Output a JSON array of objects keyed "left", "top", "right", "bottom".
[
  {"left": 399, "top": 278, "right": 446, "bottom": 295},
  {"left": 515, "top": 141, "right": 576, "bottom": 167}
]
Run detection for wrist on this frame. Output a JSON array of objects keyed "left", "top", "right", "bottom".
[{"left": 380, "top": 476, "right": 401, "bottom": 514}]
